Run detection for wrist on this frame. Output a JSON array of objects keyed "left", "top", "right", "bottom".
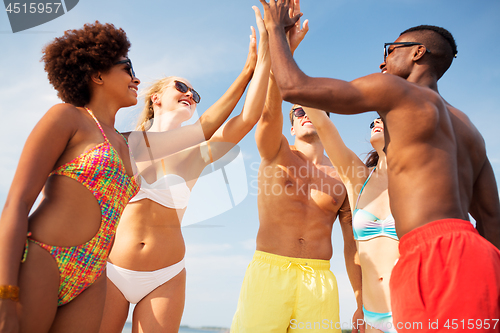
[
  {"left": 243, "top": 64, "right": 254, "bottom": 76},
  {"left": 0, "top": 285, "right": 19, "bottom": 302},
  {"left": 267, "top": 24, "right": 285, "bottom": 35}
]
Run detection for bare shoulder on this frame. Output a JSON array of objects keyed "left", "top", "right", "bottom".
[
  {"left": 43, "top": 103, "right": 84, "bottom": 129},
  {"left": 28, "top": 103, "right": 84, "bottom": 139},
  {"left": 321, "top": 155, "right": 343, "bottom": 179},
  {"left": 46, "top": 103, "right": 82, "bottom": 118},
  {"left": 448, "top": 105, "right": 486, "bottom": 150}
]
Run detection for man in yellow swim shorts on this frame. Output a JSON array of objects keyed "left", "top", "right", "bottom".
[{"left": 231, "top": 5, "right": 362, "bottom": 332}]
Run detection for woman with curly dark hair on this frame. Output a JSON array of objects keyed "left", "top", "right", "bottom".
[
  {"left": 0, "top": 20, "right": 250, "bottom": 332},
  {"left": 0, "top": 21, "right": 141, "bottom": 333}
]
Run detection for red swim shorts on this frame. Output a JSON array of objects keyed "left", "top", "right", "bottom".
[{"left": 390, "top": 219, "right": 500, "bottom": 332}]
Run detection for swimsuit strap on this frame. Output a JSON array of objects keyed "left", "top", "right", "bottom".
[
  {"left": 84, "top": 107, "right": 109, "bottom": 142},
  {"left": 84, "top": 107, "right": 129, "bottom": 146},
  {"left": 355, "top": 166, "right": 377, "bottom": 210},
  {"left": 142, "top": 130, "right": 155, "bottom": 163},
  {"left": 115, "top": 130, "right": 129, "bottom": 144},
  {"left": 143, "top": 130, "right": 168, "bottom": 177}
]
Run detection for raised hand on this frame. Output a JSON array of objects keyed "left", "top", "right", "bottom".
[
  {"left": 244, "top": 25, "right": 258, "bottom": 74},
  {"left": 258, "top": 0, "right": 301, "bottom": 33},
  {"left": 253, "top": 6, "right": 267, "bottom": 40},
  {"left": 286, "top": 0, "right": 308, "bottom": 54}
]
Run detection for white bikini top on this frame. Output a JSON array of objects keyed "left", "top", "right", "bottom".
[
  {"left": 129, "top": 173, "right": 191, "bottom": 209},
  {"left": 128, "top": 131, "right": 194, "bottom": 209}
]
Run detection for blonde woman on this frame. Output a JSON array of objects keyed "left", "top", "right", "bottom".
[
  {"left": 99, "top": 7, "right": 270, "bottom": 333},
  {"left": 304, "top": 109, "right": 399, "bottom": 333}
]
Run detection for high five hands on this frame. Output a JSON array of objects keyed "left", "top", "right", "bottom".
[{"left": 258, "top": 0, "right": 302, "bottom": 33}]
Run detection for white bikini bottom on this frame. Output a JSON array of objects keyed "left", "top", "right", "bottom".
[{"left": 106, "top": 258, "right": 185, "bottom": 304}]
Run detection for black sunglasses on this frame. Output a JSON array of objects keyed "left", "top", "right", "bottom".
[
  {"left": 370, "top": 117, "right": 381, "bottom": 129},
  {"left": 114, "top": 58, "right": 136, "bottom": 79},
  {"left": 174, "top": 80, "right": 201, "bottom": 104},
  {"left": 384, "top": 42, "right": 431, "bottom": 62},
  {"left": 292, "top": 107, "right": 330, "bottom": 121},
  {"left": 292, "top": 107, "right": 306, "bottom": 118}
]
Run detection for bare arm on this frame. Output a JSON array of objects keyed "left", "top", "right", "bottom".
[
  {"left": 193, "top": 7, "right": 271, "bottom": 169},
  {"left": 338, "top": 197, "right": 364, "bottom": 333},
  {"left": 470, "top": 158, "right": 500, "bottom": 249},
  {"left": 198, "top": 32, "right": 258, "bottom": 140},
  {"left": 304, "top": 107, "right": 368, "bottom": 210},
  {"left": 0, "top": 104, "right": 77, "bottom": 331},
  {"left": 255, "top": 0, "right": 309, "bottom": 161},
  {"left": 127, "top": 32, "right": 258, "bottom": 164},
  {"left": 259, "top": 0, "right": 412, "bottom": 117},
  {"left": 209, "top": 8, "right": 270, "bottom": 148},
  {"left": 168, "top": 7, "right": 271, "bottom": 184},
  {"left": 255, "top": 70, "right": 286, "bottom": 160}
]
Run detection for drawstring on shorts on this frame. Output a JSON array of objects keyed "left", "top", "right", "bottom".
[{"left": 281, "top": 261, "right": 315, "bottom": 274}]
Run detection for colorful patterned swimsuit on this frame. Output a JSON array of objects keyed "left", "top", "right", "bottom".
[{"left": 26, "top": 108, "right": 140, "bottom": 306}]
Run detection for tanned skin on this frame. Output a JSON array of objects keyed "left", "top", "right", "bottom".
[
  {"left": 258, "top": 0, "right": 500, "bottom": 248},
  {"left": 253, "top": 2, "right": 363, "bottom": 330}
]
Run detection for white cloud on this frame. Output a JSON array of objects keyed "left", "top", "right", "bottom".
[
  {"left": 186, "top": 243, "right": 233, "bottom": 256},
  {"left": 240, "top": 238, "right": 256, "bottom": 251}
]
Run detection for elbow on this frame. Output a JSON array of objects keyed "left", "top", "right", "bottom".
[
  {"left": 280, "top": 85, "right": 300, "bottom": 104},
  {"left": 279, "top": 78, "right": 308, "bottom": 105},
  {"left": 275, "top": 72, "right": 309, "bottom": 105}
]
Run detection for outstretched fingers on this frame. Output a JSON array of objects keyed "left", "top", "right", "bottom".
[
  {"left": 244, "top": 26, "right": 257, "bottom": 72},
  {"left": 258, "top": 0, "right": 269, "bottom": 8},
  {"left": 287, "top": 0, "right": 308, "bottom": 53},
  {"left": 252, "top": 5, "right": 267, "bottom": 38}
]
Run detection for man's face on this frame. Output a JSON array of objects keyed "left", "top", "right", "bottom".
[
  {"left": 379, "top": 34, "right": 418, "bottom": 78},
  {"left": 291, "top": 109, "right": 317, "bottom": 138}
]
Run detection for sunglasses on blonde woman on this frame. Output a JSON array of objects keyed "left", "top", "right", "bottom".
[{"left": 173, "top": 81, "right": 201, "bottom": 104}]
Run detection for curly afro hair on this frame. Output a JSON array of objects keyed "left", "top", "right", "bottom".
[{"left": 42, "top": 21, "right": 131, "bottom": 107}]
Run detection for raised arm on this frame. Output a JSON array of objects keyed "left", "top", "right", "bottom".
[
  {"left": 469, "top": 158, "right": 500, "bottom": 249},
  {"left": 255, "top": 0, "right": 308, "bottom": 161},
  {"left": 198, "top": 30, "right": 258, "bottom": 140},
  {"left": 255, "top": 70, "right": 285, "bottom": 160},
  {"left": 163, "top": 7, "right": 272, "bottom": 184},
  {"left": 259, "top": 0, "right": 412, "bottom": 117},
  {"left": 209, "top": 8, "right": 270, "bottom": 148},
  {"left": 337, "top": 197, "right": 364, "bottom": 333},
  {"left": 127, "top": 30, "right": 258, "bottom": 164},
  {"left": 303, "top": 107, "right": 368, "bottom": 210}
]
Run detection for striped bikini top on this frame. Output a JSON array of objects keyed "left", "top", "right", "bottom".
[
  {"left": 50, "top": 107, "right": 140, "bottom": 224},
  {"left": 352, "top": 166, "right": 398, "bottom": 241},
  {"left": 46, "top": 107, "right": 139, "bottom": 298}
]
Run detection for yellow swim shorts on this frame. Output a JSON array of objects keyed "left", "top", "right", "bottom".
[{"left": 231, "top": 250, "right": 341, "bottom": 332}]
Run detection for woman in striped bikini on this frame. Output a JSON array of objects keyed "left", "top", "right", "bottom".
[{"left": 0, "top": 21, "right": 141, "bottom": 332}]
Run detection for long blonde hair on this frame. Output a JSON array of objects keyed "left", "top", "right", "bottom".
[{"left": 136, "top": 76, "right": 176, "bottom": 130}]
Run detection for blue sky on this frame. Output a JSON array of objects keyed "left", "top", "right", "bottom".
[{"left": 1, "top": 0, "right": 500, "bottom": 328}]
